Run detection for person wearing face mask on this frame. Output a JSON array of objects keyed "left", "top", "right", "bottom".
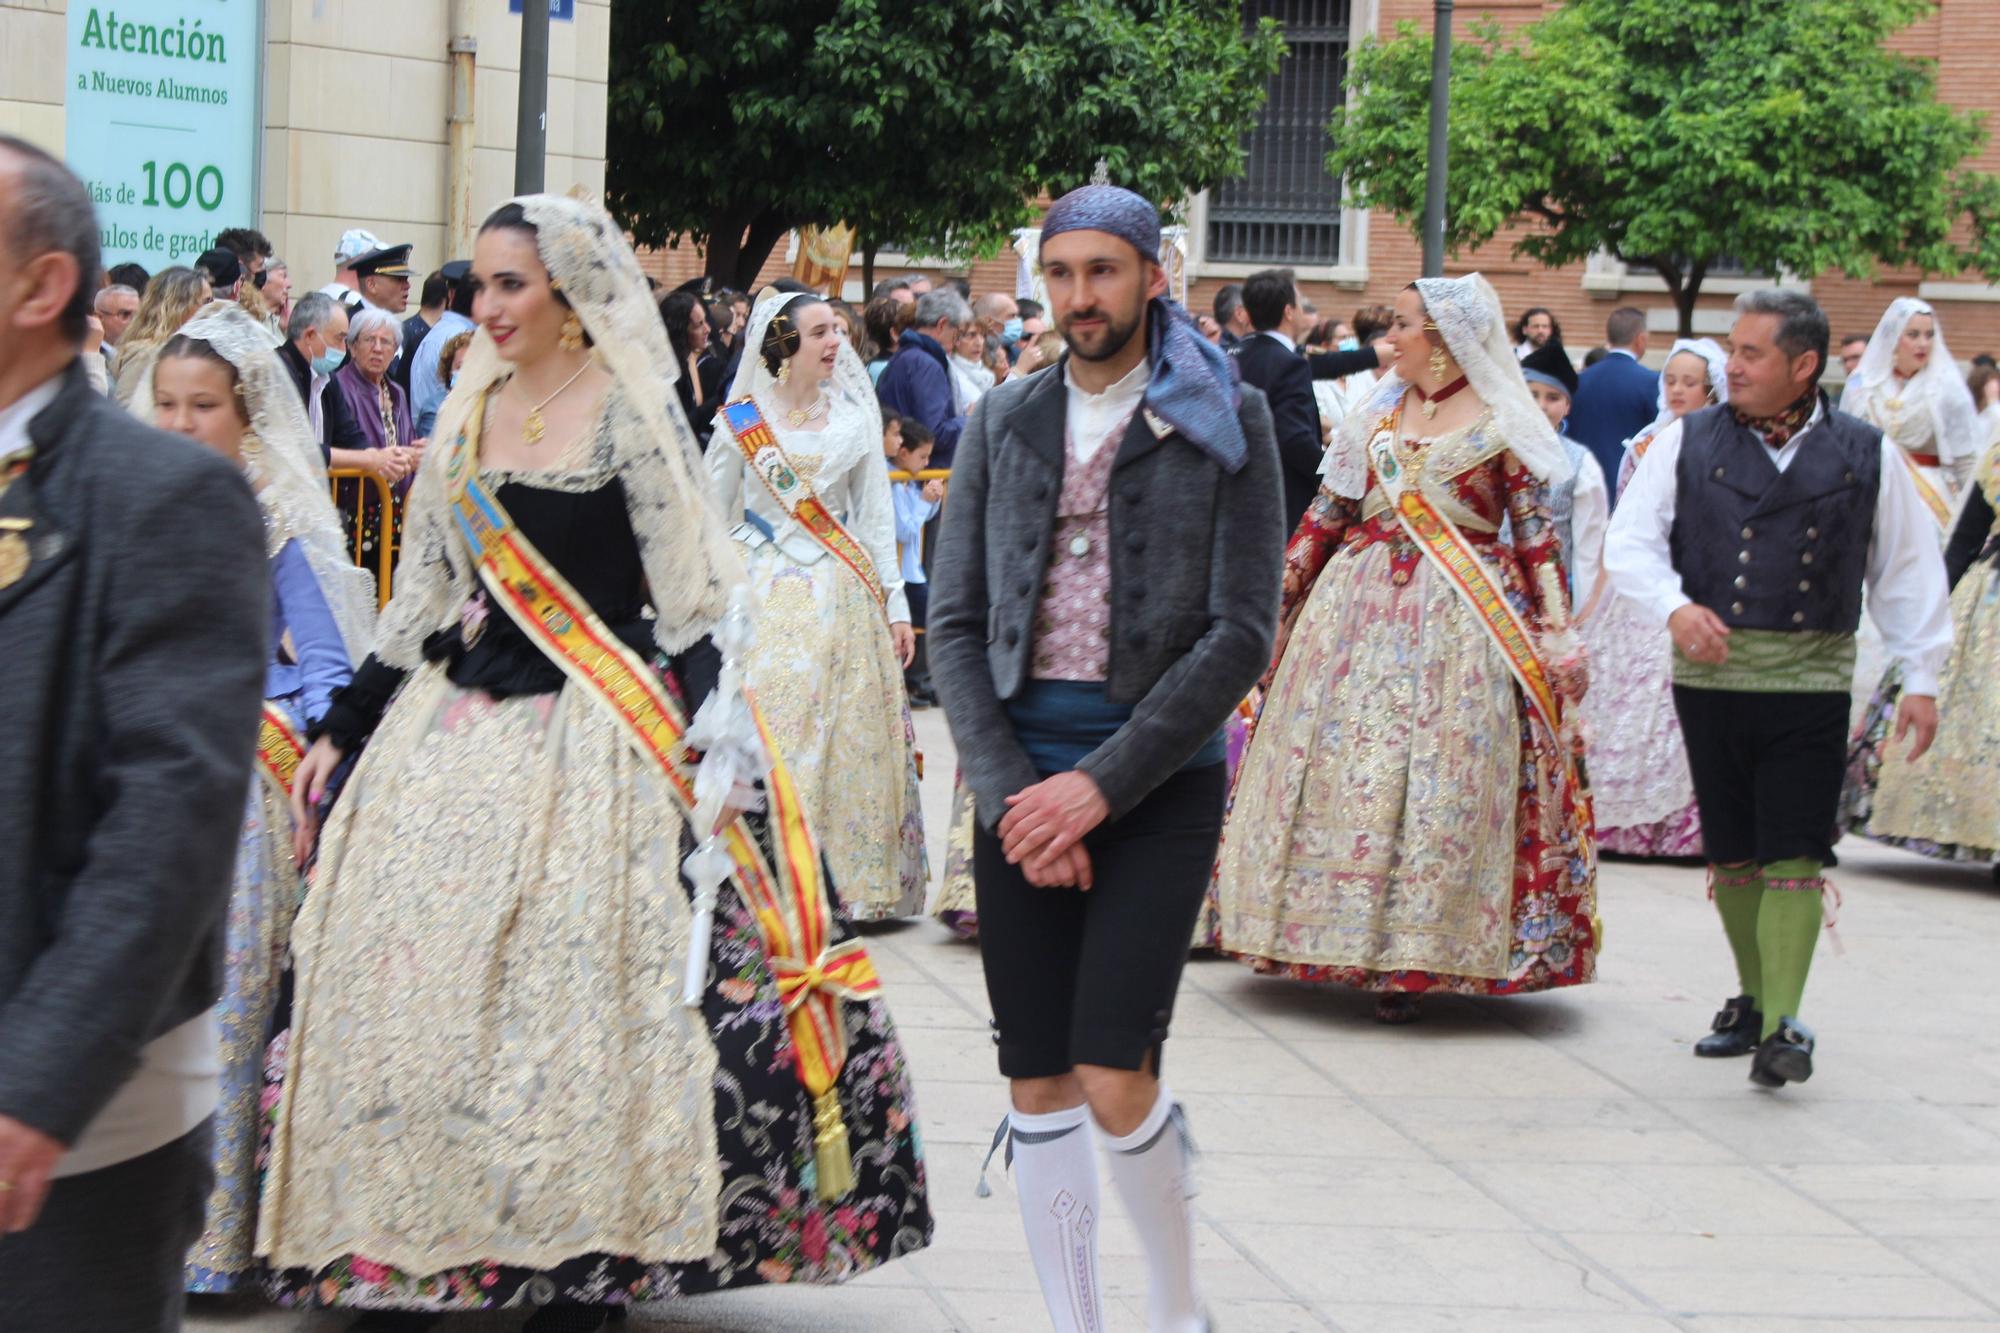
[
  {"left": 276, "top": 291, "right": 368, "bottom": 465},
  {"left": 143, "top": 302, "right": 373, "bottom": 1296},
  {"left": 1576, "top": 338, "right": 1727, "bottom": 859},
  {"left": 264, "top": 198, "right": 933, "bottom": 1328},
  {"left": 709, "top": 289, "right": 930, "bottom": 921},
  {"left": 1606, "top": 290, "right": 1950, "bottom": 1088}
]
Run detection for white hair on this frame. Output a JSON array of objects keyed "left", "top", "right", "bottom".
[
  {"left": 94, "top": 284, "right": 137, "bottom": 310},
  {"left": 347, "top": 306, "right": 402, "bottom": 349}
]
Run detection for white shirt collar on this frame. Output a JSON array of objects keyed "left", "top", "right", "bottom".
[
  {"left": 1063, "top": 356, "right": 1152, "bottom": 463},
  {"left": 0, "top": 369, "right": 68, "bottom": 460},
  {"left": 1609, "top": 346, "right": 1639, "bottom": 361},
  {"left": 1262, "top": 330, "right": 1297, "bottom": 354},
  {"left": 1063, "top": 355, "right": 1151, "bottom": 402}
]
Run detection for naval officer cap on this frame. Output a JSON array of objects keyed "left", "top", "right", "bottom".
[{"left": 352, "top": 244, "right": 415, "bottom": 280}]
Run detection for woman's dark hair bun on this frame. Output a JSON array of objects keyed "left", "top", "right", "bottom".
[{"left": 759, "top": 293, "right": 828, "bottom": 376}]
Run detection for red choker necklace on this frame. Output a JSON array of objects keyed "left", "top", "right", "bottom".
[{"left": 1411, "top": 374, "right": 1471, "bottom": 420}]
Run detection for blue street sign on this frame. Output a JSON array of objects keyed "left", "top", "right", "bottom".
[{"left": 508, "top": 0, "right": 575, "bottom": 20}]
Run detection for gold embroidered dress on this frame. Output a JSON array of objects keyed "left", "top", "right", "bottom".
[
  {"left": 707, "top": 387, "right": 928, "bottom": 921},
  {"left": 1856, "top": 442, "right": 2000, "bottom": 859},
  {"left": 1212, "top": 395, "right": 1598, "bottom": 993},
  {"left": 255, "top": 196, "right": 930, "bottom": 1313}
]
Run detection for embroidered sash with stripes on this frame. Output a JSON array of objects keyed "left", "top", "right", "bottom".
[
  {"left": 255, "top": 703, "right": 306, "bottom": 798},
  {"left": 718, "top": 397, "right": 886, "bottom": 606},
  {"left": 1896, "top": 445, "right": 1954, "bottom": 532}
]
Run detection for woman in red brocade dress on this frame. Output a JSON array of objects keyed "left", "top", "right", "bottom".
[{"left": 1212, "top": 274, "right": 1599, "bottom": 1022}]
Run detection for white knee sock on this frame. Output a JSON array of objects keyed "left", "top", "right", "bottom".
[
  {"left": 1006, "top": 1104, "right": 1107, "bottom": 1333},
  {"left": 1099, "top": 1087, "right": 1205, "bottom": 1333}
]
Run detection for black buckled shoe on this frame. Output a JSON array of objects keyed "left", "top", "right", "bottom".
[
  {"left": 1694, "top": 995, "right": 1762, "bottom": 1058},
  {"left": 1749, "top": 1017, "right": 1815, "bottom": 1088}
]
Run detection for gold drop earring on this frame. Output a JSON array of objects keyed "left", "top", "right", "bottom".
[
  {"left": 1425, "top": 323, "right": 1450, "bottom": 383},
  {"left": 559, "top": 314, "right": 585, "bottom": 352},
  {"left": 778, "top": 357, "right": 791, "bottom": 386}
]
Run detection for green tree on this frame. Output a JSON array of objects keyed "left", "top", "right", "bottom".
[
  {"left": 1327, "top": 0, "right": 2000, "bottom": 337},
  {"left": 607, "top": 0, "right": 1284, "bottom": 290}
]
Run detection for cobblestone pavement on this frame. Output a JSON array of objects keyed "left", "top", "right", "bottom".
[{"left": 190, "top": 710, "right": 2000, "bottom": 1332}]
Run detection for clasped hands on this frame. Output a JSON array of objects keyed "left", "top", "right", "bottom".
[{"left": 999, "top": 770, "right": 1109, "bottom": 890}]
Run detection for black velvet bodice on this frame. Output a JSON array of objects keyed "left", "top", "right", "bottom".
[
  {"left": 314, "top": 476, "right": 720, "bottom": 752},
  {"left": 423, "top": 478, "right": 650, "bottom": 697}
]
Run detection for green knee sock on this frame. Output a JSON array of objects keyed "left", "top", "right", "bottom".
[
  {"left": 1756, "top": 857, "right": 1825, "bottom": 1039},
  {"left": 1710, "top": 863, "right": 1764, "bottom": 1004}
]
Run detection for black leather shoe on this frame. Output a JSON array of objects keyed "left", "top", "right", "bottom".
[
  {"left": 1694, "top": 994, "right": 1762, "bottom": 1058},
  {"left": 1749, "top": 1017, "right": 1815, "bottom": 1088}
]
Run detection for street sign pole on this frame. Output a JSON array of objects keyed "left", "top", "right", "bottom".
[
  {"left": 514, "top": 0, "right": 551, "bottom": 193},
  {"left": 1422, "top": 0, "right": 1454, "bottom": 278}
]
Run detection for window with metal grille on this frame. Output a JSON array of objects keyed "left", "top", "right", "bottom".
[{"left": 1206, "top": 0, "right": 1351, "bottom": 266}]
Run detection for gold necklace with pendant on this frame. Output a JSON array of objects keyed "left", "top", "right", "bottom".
[
  {"left": 517, "top": 358, "right": 593, "bottom": 445},
  {"left": 785, "top": 387, "right": 830, "bottom": 428}
]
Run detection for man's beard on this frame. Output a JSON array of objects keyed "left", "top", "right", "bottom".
[{"left": 1059, "top": 302, "right": 1146, "bottom": 363}]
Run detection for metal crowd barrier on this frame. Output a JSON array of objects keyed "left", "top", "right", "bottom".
[{"left": 327, "top": 468, "right": 399, "bottom": 607}]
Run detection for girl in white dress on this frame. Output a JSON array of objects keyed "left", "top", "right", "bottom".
[{"left": 708, "top": 290, "right": 929, "bottom": 919}]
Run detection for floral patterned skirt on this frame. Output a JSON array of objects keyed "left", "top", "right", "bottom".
[
  {"left": 738, "top": 543, "right": 928, "bottom": 919},
  {"left": 1578, "top": 591, "right": 1703, "bottom": 859},
  {"left": 185, "top": 717, "right": 305, "bottom": 1293},
  {"left": 257, "top": 669, "right": 932, "bottom": 1310},
  {"left": 1839, "top": 563, "right": 2000, "bottom": 863},
  {"left": 1212, "top": 540, "right": 1598, "bottom": 993}
]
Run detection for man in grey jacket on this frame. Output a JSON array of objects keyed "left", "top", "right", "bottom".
[
  {"left": 930, "top": 184, "right": 1282, "bottom": 1333},
  {"left": 0, "top": 136, "right": 267, "bottom": 1331}
]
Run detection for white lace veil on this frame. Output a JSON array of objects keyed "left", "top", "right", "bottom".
[
  {"left": 725, "top": 288, "right": 885, "bottom": 442},
  {"left": 138, "top": 299, "right": 377, "bottom": 664},
  {"left": 428, "top": 193, "right": 743, "bottom": 648},
  {"left": 1625, "top": 337, "right": 1728, "bottom": 448},
  {"left": 1329, "top": 273, "right": 1571, "bottom": 499},
  {"left": 1840, "top": 297, "right": 1984, "bottom": 467}
]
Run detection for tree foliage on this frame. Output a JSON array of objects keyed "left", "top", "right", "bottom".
[
  {"left": 1327, "top": 0, "right": 2000, "bottom": 335},
  {"left": 608, "top": 0, "right": 1285, "bottom": 289}
]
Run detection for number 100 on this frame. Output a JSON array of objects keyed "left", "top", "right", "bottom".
[{"left": 141, "top": 161, "right": 224, "bottom": 212}]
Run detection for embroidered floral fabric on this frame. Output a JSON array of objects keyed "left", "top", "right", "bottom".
[{"left": 1213, "top": 409, "right": 1598, "bottom": 993}]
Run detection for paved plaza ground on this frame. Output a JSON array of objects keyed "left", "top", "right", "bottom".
[{"left": 191, "top": 710, "right": 2000, "bottom": 1332}]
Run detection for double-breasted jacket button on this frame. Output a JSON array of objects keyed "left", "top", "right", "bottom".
[
  {"left": 1731, "top": 601, "right": 1745, "bottom": 616},
  {"left": 1127, "top": 533, "right": 1146, "bottom": 552},
  {"left": 1734, "top": 575, "right": 1748, "bottom": 591},
  {"left": 1741, "top": 526, "right": 1755, "bottom": 540},
  {"left": 1806, "top": 526, "right": 1819, "bottom": 540},
  {"left": 1799, "top": 579, "right": 1811, "bottom": 592},
  {"left": 1738, "top": 550, "right": 1752, "bottom": 565},
  {"left": 1801, "top": 552, "right": 1814, "bottom": 565},
  {"left": 1792, "top": 611, "right": 1807, "bottom": 624},
  {"left": 1713, "top": 466, "right": 1726, "bottom": 479}
]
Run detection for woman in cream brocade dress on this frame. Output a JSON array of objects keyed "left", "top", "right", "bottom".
[
  {"left": 1213, "top": 275, "right": 1598, "bottom": 1014},
  {"left": 707, "top": 290, "right": 928, "bottom": 921},
  {"left": 1854, "top": 439, "right": 2000, "bottom": 864},
  {"left": 256, "top": 198, "right": 929, "bottom": 1320}
]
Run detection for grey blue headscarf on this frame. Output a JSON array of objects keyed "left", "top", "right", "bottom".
[{"left": 1042, "top": 185, "right": 1248, "bottom": 473}]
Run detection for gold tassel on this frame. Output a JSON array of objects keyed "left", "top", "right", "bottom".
[{"left": 812, "top": 1087, "right": 855, "bottom": 1200}]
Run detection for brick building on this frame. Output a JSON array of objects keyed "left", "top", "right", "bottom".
[{"left": 641, "top": 0, "right": 2000, "bottom": 364}]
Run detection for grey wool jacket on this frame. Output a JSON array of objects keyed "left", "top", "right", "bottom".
[
  {"left": 928, "top": 358, "right": 1284, "bottom": 829},
  {"left": 0, "top": 357, "right": 268, "bottom": 1146}
]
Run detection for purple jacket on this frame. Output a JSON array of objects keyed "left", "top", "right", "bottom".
[{"left": 333, "top": 360, "right": 414, "bottom": 451}]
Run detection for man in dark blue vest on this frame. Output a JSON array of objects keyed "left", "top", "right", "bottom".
[{"left": 1603, "top": 289, "right": 1950, "bottom": 1089}]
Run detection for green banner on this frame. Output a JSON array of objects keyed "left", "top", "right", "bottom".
[{"left": 64, "top": 1, "right": 261, "bottom": 270}]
